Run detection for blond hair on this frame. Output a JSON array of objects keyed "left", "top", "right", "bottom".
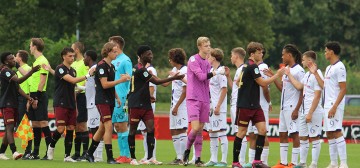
[{"left": 197, "top": 37, "right": 210, "bottom": 46}]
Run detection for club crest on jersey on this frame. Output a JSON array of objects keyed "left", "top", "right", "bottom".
[
  {"left": 99, "top": 68, "right": 104, "bottom": 75},
  {"left": 59, "top": 68, "right": 64, "bottom": 74},
  {"left": 5, "top": 72, "right": 11, "bottom": 77},
  {"left": 143, "top": 71, "right": 149, "bottom": 77},
  {"left": 190, "top": 56, "right": 195, "bottom": 62},
  {"left": 254, "top": 68, "right": 260, "bottom": 74}
]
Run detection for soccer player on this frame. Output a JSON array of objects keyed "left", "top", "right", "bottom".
[
  {"left": 243, "top": 46, "right": 272, "bottom": 168},
  {"left": 27, "top": 38, "right": 52, "bottom": 160},
  {"left": 317, "top": 42, "right": 347, "bottom": 168},
  {"left": 182, "top": 37, "right": 225, "bottom": 167},
  {"left": 14, "top": 50, "right": 33, "bottom": 158},
  {"left": 84, "top": 42, "right": 130, "bottom": 164},
  {"left": 204, "top": 48, "right": 228, "bottom": 167},
  {"left": 231, "top": 42, "right": 284, "bottom": 168},
  {"left": 0, "top": 52, "right": 38, "bottom": 160},
  {"left": 71, "top": 42, "right": 90, "bottom": 161},
  {"left": 83, "top": 50, "right": 104, "bottom": 162},
  {"left": 109, "top": 36, "right": 133, "bottom": 163},
  {"left": 127, "top": 45, "right": 184, "bottom": 165},
  {"left": 161, "top": 48, "right": 188, "bottom": 165},
  {"left": 225, "top": 47, "right": 248, "bottom": 165},
  {"left": 284, "top": 51, "right": 324, "bottom": 168},
  {"left": 270, "top": 44, "right": 304, "bottom": 168},
  {"left": 137, "top": 62, "right": 162, "bottom": 165},
  {"left": 46, "top": 47, "right": 93, "bottom": 162}
]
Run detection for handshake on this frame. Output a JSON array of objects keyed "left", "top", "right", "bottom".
[{"left": 213, "top": 66, "right": 225, "bottom": 76}]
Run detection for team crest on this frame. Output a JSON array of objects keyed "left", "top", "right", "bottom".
[
  {"left": 143, "top": 71, "right": 149, "bottom": 77},
  {"left": 59, "top": 68, "right": 64, "bottom": 74},
  {"left": 254, "top": 68, "right": 260, "bottom": 74},
  {"left": 190, "top": 56, "right": 195, "bottom": 62},
  {"left": 99, "top": 68, "right": 104, "bottom": 75},
  {"left": 5, "top": 72, "right": 11, "bottom": 77}
]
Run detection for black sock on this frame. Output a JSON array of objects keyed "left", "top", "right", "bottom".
[
  {"left": 42, "top": 126, "right": 52, "bottom": 148},
  {"left": 82, "top": 131, "right": 89, "bottom": 154},
  {"left": 0, "top": 143, "right": 8, "bottom": 153},
  {"left": 233, "top": 136, "right": 242, "bottom": 163},
  {"left": 50, "top": 130, "right": 62, "bottom": 148},
  {"left": 33, "top": 127, "right": 42, "bottom": 155},
  {"left": 255, "top": 135, "right": 265, "bottom": 160},
  {"left": 25, "top": 140, "right": 32, "bottom": 153},
  {"left": 74, "top": 132, "right": 82, "bottom": 156},
  {"left": 88, "top": 138, "right": 100, "bottom": 155},
  {"left": 64, "top": 130, "right": 74, "bottom": 157},
  {"left": 128, "top": 134, "right": 136, "bottom": 159},
  {"left": 9, "top": 143, "right": 16, "bottom": 154},
  {"left": 105, "top": 144, "right": 113, "bottom": 160},
  {"left": 146, "top": 132, "right": 155, "bottom": 160}
]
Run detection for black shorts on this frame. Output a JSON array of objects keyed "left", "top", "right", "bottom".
[
  {"left": 28, "top": 92, "right": 49, "bottom": 121},
  {"left": 17, "top": 95, "right": 28, "bottom": 126},
  {"left": 76, "top": 93, "right": 88, "bottom": 123}
]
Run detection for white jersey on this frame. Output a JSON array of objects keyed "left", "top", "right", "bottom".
[
  {"left": 171, "top": 66, "right": 187, "bottom": 111},
  {"left": 302, "top": 70, "right": 324, "bottom": 114},
  {"left": 210, "top": 67, "right": 227, "bottom": 112},
  {"left": 258, "top": 62, "right": 270, "bottom": 111},
  {"left": 231, "top": 64, "right": 245, "bottom": 105},
  {"left": 147, "top": 65, "right": 157, "bottom": 111},
  {"left": 323, "top": 61, "right": 346, "bottom": 109},
  {"left": 281, "top": 64, "right": 305, "bottom": 110},
  {"left": 85, "top": 64, "right": 97, "bottom": 108}
]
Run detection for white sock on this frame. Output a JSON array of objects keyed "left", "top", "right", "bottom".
[
  {"left": 209, "top": 132, "right": 219, "bottom": 162},
  {"left": 172, "top": 135, "right": 181, "bottom": 159},
  {"left": 249, "top": 148, "right": 255, "bottom": 163},
  {"left": 153, "top": 138, "right": 157, "bottom": 159},
  {"left": 336, "top": 136, "right": 347, "bottom": 165},
  {"left": 218, "top": 131, "right": 228, "bottom": 163},
  {"left": 311, "top": 140, "right": 321, "bottom": 164},
  {"left": 142, "top": 132, "right": 148, "bottom": 159},
  {"left": 239, "top": 137, "right": 247, "bottom": 165},
  {"left": 300, "top": 140, "right": 309, "bottom": 164},
  {"left": 261, "top": 146, "right": 269, "bottom": 165},
  {"left": 328, "top": 139, "right": 338, "bottom": 166},
  {"left": 95, "top": 140, "right": 104, "bottom": 160},
  {"left": 291, "top": 147, "right": 300, "bottom": 165},
  {"left": 280, "top": 143, "right": 289, "bottom": 165},
  {"left": 179, "top": 133, "right": 187, "bottom": 159}
]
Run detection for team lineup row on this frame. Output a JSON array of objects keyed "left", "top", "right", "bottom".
[{"left": 0, "top": 37, "right": 348, "bottom": 168}]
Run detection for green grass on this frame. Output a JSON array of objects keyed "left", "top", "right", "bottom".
[{"left": 0, "top": 139, "right": 358, "bottom": 167}]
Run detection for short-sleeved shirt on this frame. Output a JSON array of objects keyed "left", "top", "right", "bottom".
[
  {"left": 17, "top": 64, "right": 32, "bottom": 94},
  {"left": 323, "top": 60, "right": 346, "bottom": 109},
  {"left": 209, "top": 66, "right": 227, "bottom": 112},
  {"left": 231, "top": 64, "right": 245, "bottom": 105},
  {"left": 171, "top": 66, "right": 187, "bottom": 111},
  {"left": 95, "top": 60, "right": 116, "bottom": 106},
  {"left": 112, "top": 53, "right": 133, "bottom": 97},
  {"left": 186, "top": 54, "right": 212, "bottom": 102},
  {"left": 236, "top": 64, "right": 262, "bottom": 109},
  {"left": 280, "top": 64, "right": 305, "bottom": 110},
  {"left": 258, "top": 62, "right": 270, "bottom": 111},
  {"left": 128, "top": 63, "right": 153, "bottom": 110},
  {"left": 85, "top": 64, "right": 97, "bottom": 108},
  {"left": 53, "top": 64, "right": 76, "bottom": 109},
  {"left": 29, "top": 55, "right": 49, "bottom": 92},
  {"left": 0, "top": 67, "right": 19, "bottom": 108},
  {"left": 71, "top": 59, "right": 88, "bottom": 93},
  {"left": 302, "top": 70, "right": 324, "bottom": 114}
]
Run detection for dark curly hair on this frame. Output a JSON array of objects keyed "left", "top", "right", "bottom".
[{"left": 168, "top": 48, "right": 186, "bottom": 65}]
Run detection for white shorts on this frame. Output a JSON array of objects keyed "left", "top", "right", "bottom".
[
  {"left": 247, "top": 110, "right": 269, "bottom": 134},
  {"left": 87, "top": 107, "right": 100, "bottom": 129},
  {"left": 205, "top": 112, "right": 227, "bottom": 132},
  {"left": 230, "top": 104, "right": 238, "bottom": 135},
  {"left": 170, "top": 109, "right": 188, "bottom": 130},
  {"left": 323, "top": 107, "right": 344, "bottom": 132},
  {"left": 279, "top": 109, "right": 299, "bottom": 134},
  {"left": 299, "top": 112, "right": 323, "bottom": 137}
]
